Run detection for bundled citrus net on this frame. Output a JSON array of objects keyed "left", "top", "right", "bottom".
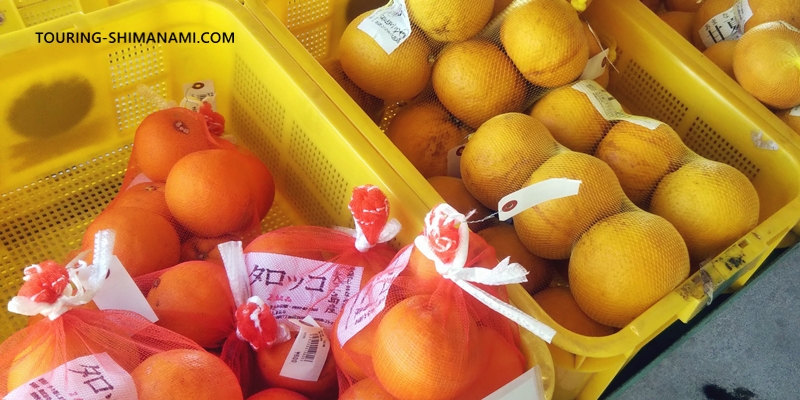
[
  {"left": 73, "top": 100, "right": 274, "bottom": 279},
  {"left": 461, "top": 110, "right": 700, "bottom": 327},
  {"left": 0, "top": 230, "right": 245, "bottom": 399},
  {"left": 332, "top": 204, "right": 555, "bottom": 399},
  {"left": 654, "top": 0, "right": 800, "bottom": 132},
  {"left": 187, "top": 185, "right": 401, "bottom": 398},
  {"left": 523, "top": 80, "right": 760, "bottom": 265},
  {"left": 461, "top": 103, "right": 757, "bottom": 326},
  {"left": 731, "top": 21, "right": 800, "bottom": 110},
  {"left": 322, "top": 0, "right": 618, "bottom": 179}
]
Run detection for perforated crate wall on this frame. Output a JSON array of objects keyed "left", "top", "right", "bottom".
[
  {"left": 0, "top": 146, "right": 130, "bottom": 337},
  {"left": 285, "top": 0, "right": 332, "bottom": 60},
  {"left": 614, "top": 58, "right": 761, "bottom": 181},
  {"left": 17, "top": 0, "right": 77, "bottom": 27}
]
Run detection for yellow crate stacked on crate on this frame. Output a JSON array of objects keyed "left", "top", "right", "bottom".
[
  {"left": 260, "top": 0, "right": 800, "bottom": 398},
  {"left": 0, "top": 0, "right": 113, "bottom": 35},
  {"left": 0, "top": 0, "right": 556, "bottom": 396}
]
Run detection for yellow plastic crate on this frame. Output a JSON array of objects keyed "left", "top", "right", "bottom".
[
  {"left": 0, "top": 0, "right": 113, "bottom": 36},
  {"left": 0, "top": 0, "right": 555, "bottom": 396},
  {"left": 261, "top": 0, "right": 800, "bottom": 398}
]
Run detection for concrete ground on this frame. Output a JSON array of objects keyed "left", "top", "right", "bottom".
[{"left": 605, "top": 245, "right": 800, "bottom": 400}]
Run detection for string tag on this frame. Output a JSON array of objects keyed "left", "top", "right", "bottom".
[{"left": 414, "top": 204, "right": 557, "bottom": 343}]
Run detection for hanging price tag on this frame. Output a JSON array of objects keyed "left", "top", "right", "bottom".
[
  {"left": 279, "top": 317, "right": 330, "bottom": 382},
  {"left": 497, "top": 178, "right": 582, "bottom": 221},
  {"left": 579, "top": 48, "right": 610, "bottom": 81},
  {"left": 447, "top": 144, "right": 466, "bottom": 178},
  {"left": 83, "top": 256, "right": 158, "bottom": 322}
]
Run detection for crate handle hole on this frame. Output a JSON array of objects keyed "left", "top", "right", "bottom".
[{"left": 738, "top": 240, "right": 749, "bottom": 249}]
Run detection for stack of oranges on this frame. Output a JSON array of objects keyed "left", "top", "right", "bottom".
[
  {"left": 24, "top": 100, "right": 548, "bottom": 399},
  {"left": 79, "top": 106, "right": 275, "bottom": 277},
  {"left": 74, "top": 106, "right": 280, "bottom": 378}
]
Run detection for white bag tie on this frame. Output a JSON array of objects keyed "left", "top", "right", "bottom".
[
  {"left": 8, "top": 229, "right": 116, "bottom": 320},
  {"left": 414, "top": 204, "right": 557, "bottom": 343}
]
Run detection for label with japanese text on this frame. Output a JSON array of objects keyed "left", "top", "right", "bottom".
[
  {"left": 336, "top": 246, "right": 412, "bottom": 346},
  {"left": 698, "top": 3, "right": 743, "bottom": 48},
  {"left": 279, "top": 317, "right": 330, "bottom": 382},
  {"left": 572, "top": 80, "right": 663, "bottom": 130},
  {"left": 735, "top": 0, "right": 752, "bottom": 35},
  {"left": 4, "top": 353, "right": 136, "bottom": 400},
  {"left": 357, "top": 0, "right": 412, "bottom": 54},
  {"left": 244, "top": 253, "right": 363, "bottom": 329}
]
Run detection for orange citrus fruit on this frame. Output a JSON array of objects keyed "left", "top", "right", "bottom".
[
  {"left": 131, "top": 349, "right": 243, "bottom": 400},
  {"left": 166, "top": 149, "right": 255, "bottom": 238}
]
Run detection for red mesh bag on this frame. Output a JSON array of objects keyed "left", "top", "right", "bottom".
[
  {"left": 76, "top": 100, "right": 273, "bottom": 280},
  {"left": 217, "top": 243, "right": 346, "bottom": 400},
  {"left": 214, "top": 185, "right": 402, "bottom": 398},
  {"left": 243, "top": 184, "right": 401, "bottom": 288},
  {"left": 333, "top": 204, "right": 556, "bottom": 400},
  {"left": 0, "top": 230, "right": 206, "bottom": 399},
  {"left": 132, "top": 259, "right": 237, "bottom": 351}
]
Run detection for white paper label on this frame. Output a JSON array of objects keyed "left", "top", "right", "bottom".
[
  {"left": 245, "top": 253, "right": 363, "bottom": 329},
  {"left": 447, "top": 144, "right": 465, "bottom": 178},
  {"left": 579, "top": 48, "right": 609, "bottom": 81},
  {"left": 483, "top": 366, "right": 546, "bottom": 400},
  {"left": 279, "top": 316, "right": 330, "bottom": 382},
  {"left": 751, "top": 131, "right": 779, "bottom": 151},
  {"left": 85, "top": 256, "right": 158, "bottom": 322},
  {"left": 336, "top": 246, "right": 412, "bottom": 346},
  {"left": 180, "top": 80, "right": 216, "bottom": 112},
  {"left": 735, "top": 0, "right": 753, "bottom": 34},
  {"left": 498, "top": 178, "right": 582, "bottom": 221},
  {"left": 4, "top": 353, "right": 137, "bottom": 400},
  {"left": 791, "top": 105, "right": 800, "bottom": 117},
  {"left": 698, "top": 4, "right": 743, "bottom": 48},
  {"left": 357, "top": 0, "right": 412, "bottom": 55},
  {"left": 571, "top": 80, "right": 664, "bottom": 130},
  {"left": 124, "top": 173, "right": 153, "bottom": 191}
]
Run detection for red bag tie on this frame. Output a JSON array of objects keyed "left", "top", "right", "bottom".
[
  {"left": 199, "top": 101, "right": 226, "bottom": 136},
  {"left": 235, "top": 296, "right": 281, "bottom": 351},
  {"left": 347, "top": 185, "right": 401, "bottom": 252},
  {"left": 17, "top": 261, "right": 70, "bottom": 304}
]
